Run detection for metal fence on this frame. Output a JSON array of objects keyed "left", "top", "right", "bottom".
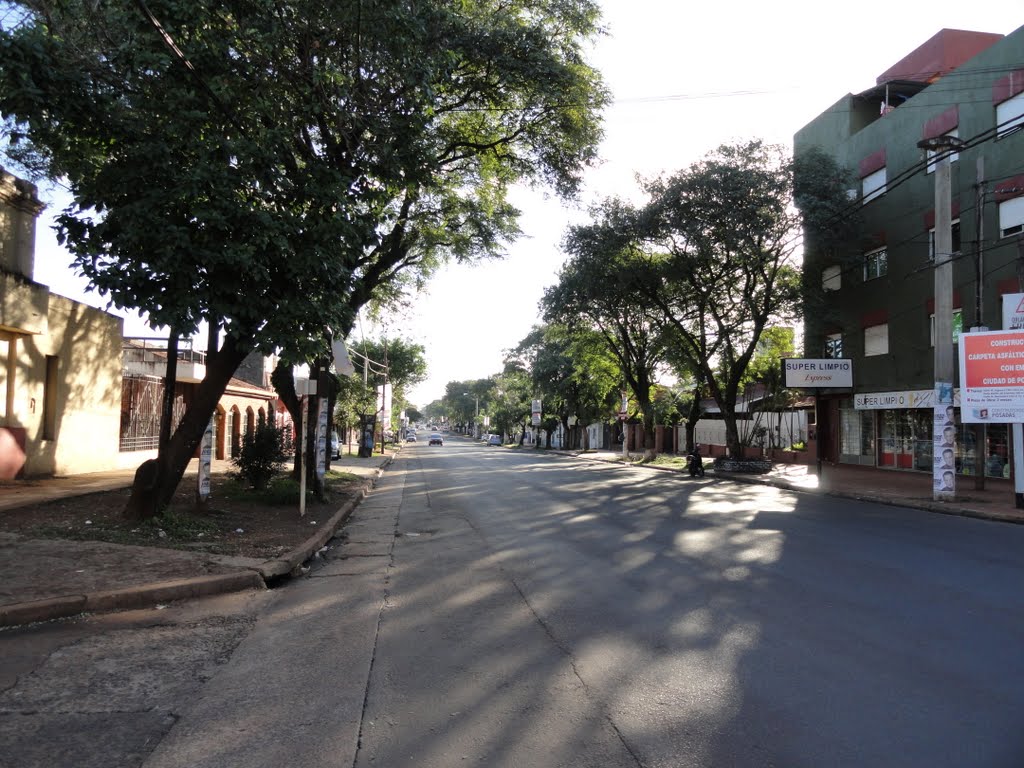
[{"left": 119, "top": 375, "right": 186, "bottom": 452}]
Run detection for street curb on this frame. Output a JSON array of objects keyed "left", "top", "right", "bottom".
[{"left": 0, "top": 453, "right": 396, "bottom": 629}]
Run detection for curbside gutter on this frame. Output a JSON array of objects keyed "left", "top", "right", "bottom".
[{"left": 0, "top": 454, "right": 395, "bottom": 629}]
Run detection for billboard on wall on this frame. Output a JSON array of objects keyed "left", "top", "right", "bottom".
[
  {"left": 782, "top": 359, "right": 853, "bottom": 388},
  {"left": 958, "top": 329, "right": 1024, "bottom": 423}
]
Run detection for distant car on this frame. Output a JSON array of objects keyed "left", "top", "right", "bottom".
[
  {"left": 406, "top": 433, "right": 417, "bottom": 442},
  {"left": 429, "top": 433, "right": 444, "bottom": 446},
  {"left": 330, "top": 431, "right": 340, "bottom": 458},
  {"left": 487, "top": 434, "right": 502, "bottom": 446}
]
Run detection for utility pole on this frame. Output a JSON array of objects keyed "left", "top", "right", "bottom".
[
  {"left": 972, "top": 157, "right": 987, "bottom": 489},
  {"left": 919, "top": 135, "right": 964, "bottom": 502}
]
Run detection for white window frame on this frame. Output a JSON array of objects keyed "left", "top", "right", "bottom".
[
  {"left": 862, "top": 168, "right": 887, "bottom": 203},
  {"left": 863, "top": 247, "right": 887, "bottom": 281},
  {"left": 1000, "top": 197, "right": 1024, "bottom": 238},
  {"left": 926, "top": 129, "right": 960, "bottom": 173},
  {"left": 864, "top": 323, "right": 889, "bottom": 357},
  {"left": 928, "top": 218, "right": 962, "bottom": 259},
  {"left": 822, "top": 265, "right": 841, "bottom": 292},
  {"left": 996, "top": 91, "right": 1024, "bottom": 138}
]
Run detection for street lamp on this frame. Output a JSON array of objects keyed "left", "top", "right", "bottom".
[{"left": 463, "top": 392, "right": 479, "bottom": 437}]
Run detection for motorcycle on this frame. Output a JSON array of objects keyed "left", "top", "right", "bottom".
[{"left": 687, "top": 448, "right": 705, "bottom": 477}]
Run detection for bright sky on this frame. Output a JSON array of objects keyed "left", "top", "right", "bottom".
[{"left": 27, "top": 1, "right": 1022, "bottom": 408}]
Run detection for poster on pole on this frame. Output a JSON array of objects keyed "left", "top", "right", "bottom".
[
  {"left": 197, "top": 419, "right": 214, "bottom": 501},
  {"left": 316, "top": 396, "right": 328, "bottom": 477},
  {"left": 958, "top": 329, "right": 1024, "bottom": 423},
  {"left": 932, "top": 383, "right": 956, "bottom": 496}
]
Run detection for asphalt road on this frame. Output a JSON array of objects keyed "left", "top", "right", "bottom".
[{"left": 3, "top": 437, "right": 1023, "bottom": 767}]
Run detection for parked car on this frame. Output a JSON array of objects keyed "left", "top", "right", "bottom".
[
  {"left": 330, "top": 431, "right": 340, "bottom": 459},
  {"left": 406, "top": 433, "right": 417, "bottom": 442},
  {"left": 428, "top": 433, "right": 444, "bottom": 446},
  {"left": 487, "top": 434, "right": 502, "bottom": 446}
]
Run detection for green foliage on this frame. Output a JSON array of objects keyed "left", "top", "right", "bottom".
[
  {"left": 0, "top": 0, "right": 609, "bottom": 504},
  {"left": 507, "top": 323, "right": 619, "bottom": 433},
  {"left": 548, "top": 202, "right": 668, "bottom": 442},
  {"left": 0, "top": 0, "right": 608, "bottom": 362},
  {"left": 232, "top": 420, "right": 287, "bottom": 491}
]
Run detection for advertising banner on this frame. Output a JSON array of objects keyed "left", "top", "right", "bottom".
[
  {"left": 1002, "top": 294, "right": 1024, "bottom": 494},
  {"left": 958, "top": 329, "right": 1024, "bottom": 423},
  {"left": 782, "top": 358, "right": 853, "bottom": 388},
  {"left": 854, "top": 389, "right": 960, "bottom": 410}
]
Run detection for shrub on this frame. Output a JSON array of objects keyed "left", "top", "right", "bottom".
[{"left": 233, "top": 419, "right": 287, "bottom": 490}]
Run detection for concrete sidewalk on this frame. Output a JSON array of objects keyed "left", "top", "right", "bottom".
[
  {"left": 0, "top": 452, "right": 395, "bottom": 628},
  {"left": 567, "top": 449, "right": 1024, "bottom": 525}
]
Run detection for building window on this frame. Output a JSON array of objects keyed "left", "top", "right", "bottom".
[
  {"left": 43, "top": 355, "right": 58, "bottom": 440},
  {"left": 1000, "top": 197, "right": 1024, "bottom": 238},
  {"left": 929, "top": 309, "right": 963, "bottom": 345},
  {"left": 996, "top": 91, "right": 1024, "bottom": 138},
  {"left": 926, "top": 130, "right": 960, "bottom": 173},
  {"left": 839, "top": 405, "right": 874, "bottom": 459},
  {"left": 928, "top": 219, "right": 962, "bottom": 259},
  {"left": 824, "top": 333, "right": 843, "bottom": 359},
  {"left": 863, "top": 247, "right": 887, "bottom": 281},
  {"left": 985, "top": 424, "right": 1009, "bottom": 478},
  {"left": 862, "top": 167, "right": 886, "bottom": 203},
  {"left": 864, "top": 323, "right": 889, "bottom": 356},
  {"left": 822, "top": 265, "right": 841, "bottom": 291}
]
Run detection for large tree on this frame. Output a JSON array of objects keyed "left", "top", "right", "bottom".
[
  {"left": 0, "top": 0, "right": 607, "bottom": 516},
  {"left": 545, "top": 201, "right": 669, "bottom": 459},
  {"left": 637, "top": 141, "right": 848, "bottom": 457}
]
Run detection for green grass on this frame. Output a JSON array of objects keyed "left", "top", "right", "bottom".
[{"left": 220, "top": 471, "right": 361, "bottom": 505}]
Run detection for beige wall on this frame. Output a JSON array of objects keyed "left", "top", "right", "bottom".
[{"left": 5, "top": 292, "right": 124, "bottom": 476}]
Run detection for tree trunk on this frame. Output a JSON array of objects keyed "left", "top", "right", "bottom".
[
  {"left": 158, "top": 331, "right": 179, "bottom": 452},
  {"left": 124, "top": 335, "right": 252, "bottom": 521},
  {"left": 642, "top": 408, "right": 657, "bottom": 461},
  {"left": 271, "top": 361, "right": 302, "bottom": 479},
  {"left": 722, "top": 405, "right": 742, "bottom": 458}
]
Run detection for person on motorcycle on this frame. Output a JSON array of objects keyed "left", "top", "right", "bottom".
[{"left": 688, "top": 443, "right": 704, "bottom": 477}]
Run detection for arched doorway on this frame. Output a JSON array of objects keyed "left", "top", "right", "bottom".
[
  {"left": 215, "top": 405, "right": 226, "bottom": 460},
  {"left": 229, "top": 406, "right": 241, "bottom": 458}
]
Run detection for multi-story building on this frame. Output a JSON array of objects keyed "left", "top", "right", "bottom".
[{"left": 796, "top": 25, "right": 1024, "bottom": 477}]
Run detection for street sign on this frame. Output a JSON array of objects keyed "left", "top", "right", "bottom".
[{"left": 782, "top": 358, "right": 853, "bottom": 388}]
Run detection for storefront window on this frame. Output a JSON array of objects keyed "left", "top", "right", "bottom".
[
  {"left": 879, "top": 409, "right": 932, "bottom": 470},
  {"left": 984, "top": 424, "right": 1009, "bottom": 478},
  {"left": 840, "top": 404, "right": 874, "bottom": 461}
]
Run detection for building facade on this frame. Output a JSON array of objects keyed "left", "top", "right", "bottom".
[
  {"left": 795, "top": 25, "right": 1024, "bottom": 477},
  {"left": 0, "top": 167, "right": 126, "bottom": 478}
]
